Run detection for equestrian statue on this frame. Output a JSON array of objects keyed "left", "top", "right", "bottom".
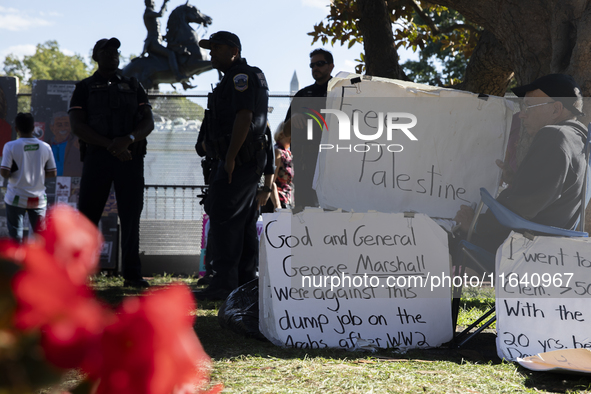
[{"left": 121, "top": 0, "right": 213, "bottom": 90}]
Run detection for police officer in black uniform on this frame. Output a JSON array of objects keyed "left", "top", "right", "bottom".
[
  {"left": 69, "top": 38, "right": 154, "bottom": 288},
  {"left": 193, "top": 31, "right": 273, "bottom": 301}
]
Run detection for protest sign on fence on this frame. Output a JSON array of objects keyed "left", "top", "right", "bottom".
[
  {"left": 496, "top": 232, "right": 591, "bottom": 361},
  {"left": 259, "top": 210, "right": 453, "bottom": 349},
  {"left": 309, "top": 73, "right": 513, "bottom": 218}
]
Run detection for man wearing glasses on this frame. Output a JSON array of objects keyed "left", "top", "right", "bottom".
[
  {"left": 285, "top": 49, "right": 335, "bottom": 210},
  {"left": 69, "top": 38, "right": 154, "bottom": 288},
  {"left": 291, "top": 49, "right": 335, "bottom": 101},
  {"left": 454, "top": 74, "right": 587, "bottom": 253}
]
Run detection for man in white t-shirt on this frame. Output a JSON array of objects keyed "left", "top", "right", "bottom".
[{"left": 1, "top": 113, "right": 57, "bottom": 242}]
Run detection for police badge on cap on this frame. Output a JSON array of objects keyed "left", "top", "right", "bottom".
[{"left": 234, "top": 73, "right": 248, "bottom": 92}]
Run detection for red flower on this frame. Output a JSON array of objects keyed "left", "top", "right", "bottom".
[
  {"left": 9, "top": 243, "right": 106, "bottom": 331},
  {"left": 38, "top": 204, "right": 103, "bottom": 285},
  {"left": 4, "top": 205, "right": 111, "bottom": 369},
  {"left": 87, "top": 284, "right": 222, "bottom": 394},
  {"left": 3, "top": 205, "right": 222, "bottom": 392}
]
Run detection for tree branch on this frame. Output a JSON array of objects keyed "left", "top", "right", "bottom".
[
  {"left": 406, "top": 0, "right": 440, "bottom": 33},
  {"left": 439, "top": 23, "right": 480, "bottom": 35}
]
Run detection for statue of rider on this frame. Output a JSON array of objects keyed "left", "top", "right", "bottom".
[{"left": 141, "top": 0, "right": 189, "bottom": 82}]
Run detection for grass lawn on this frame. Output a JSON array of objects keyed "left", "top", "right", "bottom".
[{"left": 44, "top": 275, "right": 591, "bottom": 394}]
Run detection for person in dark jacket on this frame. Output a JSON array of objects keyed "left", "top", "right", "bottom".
[
  {"left": 454, "top": 73, "right": 587, "bottom": 253},
  {"left": 69, "top": 38, "right": 154, "bottom": 288},
  {"left": 193, "top": 31, "right": 272, "bottom": 301},
  {"left": 285, "top": 49, "right": 334, "bottom": 210}
]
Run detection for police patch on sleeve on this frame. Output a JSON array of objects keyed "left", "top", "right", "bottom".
[
  {"left": 234, "top": 73, "right": 249, "bottom": 92},
  {"left": 256, "top": 73, "right": 268, "bottom": 89}
]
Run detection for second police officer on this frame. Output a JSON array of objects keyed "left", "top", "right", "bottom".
[{"left": 194, "top": 31, "right": 274, "bottom": 301}]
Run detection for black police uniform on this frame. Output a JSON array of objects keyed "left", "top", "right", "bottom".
[
  {"left": 69, "top": 71, "right": 150, "bottom": 282},
  {"left": 204, "top": 58, "right": 269, "bottom": 292}
]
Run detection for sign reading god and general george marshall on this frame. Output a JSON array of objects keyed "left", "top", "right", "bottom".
[
  {"left": 496, "top": 232, "right": 591, "bottom": 361},
  {"left": 309, "top": 73, "right": 513, "bottom": 218},
  {"left": 259, "top": 210, "right": 453, "bottom": 350}
]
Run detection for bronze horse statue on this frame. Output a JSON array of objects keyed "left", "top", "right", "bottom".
[{"left": 121, "top": 2, "right": 213, "bottom": 90}]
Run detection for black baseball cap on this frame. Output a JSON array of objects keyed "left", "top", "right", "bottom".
[
  {"left": 92, "top": 37, "right": 121, "bottom": 61},
  {"left": 199, "top": 31, "right": 241, "bottom": 51},
  {"left": 512, "top": 73, "right": 584, "bottom": 117}
]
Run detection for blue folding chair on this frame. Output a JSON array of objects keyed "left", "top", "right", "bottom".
[
  {"left": 452, "top": 122, "right": 591, "bottom": 348},
  {"left": 452, "top": 189, "right": 588, "bottom": 347}
]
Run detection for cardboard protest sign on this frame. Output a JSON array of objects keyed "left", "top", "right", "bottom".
[
  {"left": 496, "top": 232, "right": 591, "bottom": 361},
  {"left": 259, "top": 210, "right": 453, "bottom": 350},
  {"left": 518, "top": 348, "right": 591, "bottom": 374},
  {"left": 309, "top": 73, "right": 512, "bottom": 218}
]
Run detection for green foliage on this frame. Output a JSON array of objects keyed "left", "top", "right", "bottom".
[
  {"left": 402, "top": 41, "right": 468, "bottom": 86},
  {"left": 401, "top": 8, "right": 473, "bottom": 86},
  {"left": 310, "top": 0, "right": 481, "bottom": 84},
  {"left": 309, "top": 1, "right": 362, "bottom": 48},
  {"left": 1, "top": 42, "right": 140, "bottom": 113},
  {"left": 2, "top": 54, "right": 27, "bottom": 84},
  {"left": 2, "top": 40, "right": 91, "bottom": 88},
  {"left": 16, "top": 88, "right": 31, "bottom": 114}
]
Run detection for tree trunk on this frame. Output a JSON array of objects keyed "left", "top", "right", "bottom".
[
  {"left": 356, "top": 0, "right": 591, "bottom": 229},
  {"left": 453, "top": 30, "right": 514, "bottom": 96},
  {"left": 433, "top": 0, "right": 591, "bottom": 230},
  {"left": 431, "top": 0, "right": 591, "bottom": 94},
  {"left": 357, "top": 0, "right": 407, "bottom": 80}
]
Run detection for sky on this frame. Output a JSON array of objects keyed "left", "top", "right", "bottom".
[{"left": 0, "top": 0, "right": 416, "bottom": 94}]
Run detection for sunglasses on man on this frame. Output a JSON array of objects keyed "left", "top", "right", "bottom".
[{"left": 309, "top": 60, "right": 329, "bottom": 68}]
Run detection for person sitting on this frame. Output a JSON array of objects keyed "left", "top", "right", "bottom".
[{"left": 454, "top": 73, "right": 587, "bottom": 254}]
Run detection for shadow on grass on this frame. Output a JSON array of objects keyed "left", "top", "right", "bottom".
[
  {"left": 195, "top": 301, "right": 591, "bottom": 394},
  {"left": 194, "top": 299, "right": 496, "bottom": 362},
  {"left": 521, "top": 367, "right": 591, "bottom": 393}
]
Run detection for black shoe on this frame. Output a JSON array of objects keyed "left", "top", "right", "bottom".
[
  {"left": 196, "top": 274, "right": 213, "bottom": 286},
  {"left": 193, "top": 286, "right": 231, "bottom": 301},
  {"left": 123, "top": 279, "right": 151, "bottom": 288}
]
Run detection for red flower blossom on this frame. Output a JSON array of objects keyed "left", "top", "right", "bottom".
[
  {"left": 4, "top": 205, "right": 111, "bottom": 369},
  {"left": 15, "top": 262, "right": 110, "bottom": 369},
  {"left": 9, "top": 243, "right": 106, "bottom": 331},
  {"left": 87, "top": 284, "right": 222, "bottom": 394},
  {"left": 3, "top": 205, "right": 222, "bottom": 393},
  {"left": 38, "top": 204, "right": 102, "bottom": 285}
]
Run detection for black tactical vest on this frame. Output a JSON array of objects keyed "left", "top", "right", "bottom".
[{"left": 84, "top": 75, "right": 140, "bottom": 139}]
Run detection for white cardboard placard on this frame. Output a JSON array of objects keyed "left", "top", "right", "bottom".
[
  {"left": 314, "top": 73, "right": 512, "bottom": 218},
  {"left": 259, "top": 210, "right": 453, "bottom": 350},
  {"left": 496, "top": 232, "right": 591, "bottom": 361},
  {"left": 518, "top": 348, "right": 591, "bottom": 374}
]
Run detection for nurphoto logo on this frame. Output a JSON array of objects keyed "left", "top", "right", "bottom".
[{"left": 306, "top": 109, "right": 418, "bottom": 153}]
